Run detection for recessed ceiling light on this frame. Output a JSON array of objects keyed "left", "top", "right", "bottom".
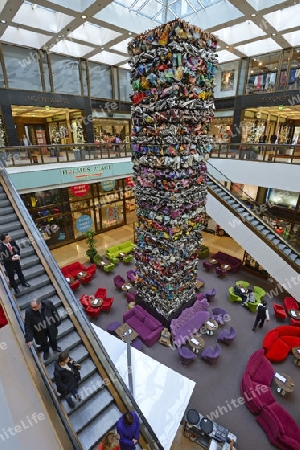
[
  {"left": 251, "top": 13, "right": 256, "bottom": 17},
  {"left": 271, "top": 33, "right": 276, "bottom": 36},
  {"left": 81, "top": 15, "right": 87, "bottom": 19},
  {"left": 0, "top": 19, "right": 7, "bottom": 24},
  {"left": 128, "top": 32, "right": 132, "bottom": 35}
]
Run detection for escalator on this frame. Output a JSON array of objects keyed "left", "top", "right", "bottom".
[
  {"left": 206, "top": 173, "right": 300, "bottom": 301},
  {"left": 0, "top": 165, "right": 162, "bottom": 450}
]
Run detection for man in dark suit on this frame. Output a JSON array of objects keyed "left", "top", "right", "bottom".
[
  {"left": 25, "top": 298, "right": 61, "bottom": 361},
  {"left": 0, "top": 233, "right": 30, "bottom": 295}
]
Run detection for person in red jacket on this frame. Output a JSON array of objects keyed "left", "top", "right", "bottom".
[{"left": 98, "top": 431, "right": 120, "bottom": 450}]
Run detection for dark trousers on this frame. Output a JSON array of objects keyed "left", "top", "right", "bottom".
[
  {"left": 253, "top": 316, "right": 265, "bottom": 330},
  {"left": 65, "top": 388, "right": 79, "bottom": 407},
  {"left": 40, "top": 329, "right": 58, "bottom": 353},
  {"left": 5, "top": 262, "right": 25, "bottom": 289}
]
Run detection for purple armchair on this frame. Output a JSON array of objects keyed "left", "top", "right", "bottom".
[
  {"left": 204, "top": 288, "right": 216, "bottom": 302},
  {"left": 127, "top": 270, "right": 136, "bottom": 284},
  {"left": 203, "top": 261, "right": 214, "bottom": 272},
  {"left": 177, "top": 346, "right": 197, "bottom": 366},
  {"left": 201, "top": 344, "right": 221, "bottom": 365},
  {"left": 126, "top": 290, "right": 136, "bottom": 303},
  {"left": 217, "top": 326, "right": 236, "bottom": 345},
  {"left": 114, "top": 275, "right": 125, "bottom": 290},
  {"left": 211, "top": 307, "right": 227, "bottom": 325},
  {"left": 215, "top": 266, "right": 227, "bottom": 278}
]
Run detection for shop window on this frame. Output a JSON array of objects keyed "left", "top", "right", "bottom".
[
  {"left": 278, "top": 49, "right": 291, "bottom": 91},
  {"left": 73, "top": 209, "right": 95, "bottom": 239},
  {"left": 113, "top": 67, "right": 119, "bottom": 100},
  {"left": 119, "top": 69, "right": 132, "bottom": 102},
  {"left": 80, "top": 60, "right": 88, "bottom": 96},
  {"left": 245, "top": 52, "right": 280, "bottom": 94},
  {"left": 288, "top": 48, "right": 300, "bottom": 91},
  {"left": 2, "top": 45, "right": 42, "bottom": 91},
  {"left": 89, "top": 62, "right": 112, "bottom": 99},
  {"left": 40, "top": 51, "right": 51, "bottom": 92},
  {"left": 0, "top": 56, "right": 5, "bottom": 88},
  {"left": 50, "top": 54, "right": 81, "bottom": 95}
]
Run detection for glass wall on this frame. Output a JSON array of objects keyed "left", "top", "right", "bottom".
[
  {"left": 245, "top": 52, "right": 280, "bottom": 94},
  {"left": 288, "top": 47, "right": 300, "bottom": 90},
  {"left": 2, "top": 45, "right": 43, "bottom": 91},
  {"left": 89, "top": 62, "right": 112, "bottom": 99},
  {"left": 50, "top": 54, "right": 81, "bottom": 95},
  {"left": 119, "top": 68, "right": 132, "bottom": 102},
  {"left": 20, "top": 178, "right": 135, "bottom": 249}
]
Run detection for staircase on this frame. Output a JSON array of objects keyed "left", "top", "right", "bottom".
[
  {"left": 206, "top": 174, "right": 300, "bottom": 301},
  {"left": 0, "top": 170, "right": 161, "bottom": 450}
]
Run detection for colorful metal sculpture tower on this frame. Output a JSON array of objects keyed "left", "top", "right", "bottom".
[{"left": 128, "top": 20, "right": 218, "bottom": 322}]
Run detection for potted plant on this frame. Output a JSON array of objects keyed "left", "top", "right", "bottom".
[{"left": 84, "top": 229, "right": 97, "bottom": 263}]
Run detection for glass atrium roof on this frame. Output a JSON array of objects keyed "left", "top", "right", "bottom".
[{"left": 0, "top": 0, "right": 299, "bottom": 67}]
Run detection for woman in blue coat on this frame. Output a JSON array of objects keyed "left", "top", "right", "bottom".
[{"left": 116, "top": 411, "right": 140, "bottom": 450}]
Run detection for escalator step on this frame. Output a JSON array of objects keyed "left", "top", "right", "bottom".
[
  {"left": 295, "top": 259, "right": 300, "bottom": 266},
  {"left": 261, "top": 229, "right": 270, "bottom": 235},
  {"left": 272, "top": 238, "right": 280, "bottom": 245},
  {"left": 77, "top": 403, "right": 121, "bottom": 450},
  {"left": 0, "top": 212, "right": 18, "bottom": 225},
  {"left": 289, "top": 253, "right": 298, "bottom": 261},
  {"left": 256, "top": 225, "right": 265, "bottom": 231},
  {"left": 57, "top": 318, "right": 75, "bottom": 339},
  {"left": 17, "top": 283, "right": 57, "bottom": 310},
  {"left": 70, "top": 388, "right": 114, "bottom": 433},
  {"left": 283, "top": 248, "right": 292, "bottom": 256}
]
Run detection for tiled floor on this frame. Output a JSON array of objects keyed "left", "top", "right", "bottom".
[{"left": 51, "top": 226, "right": 243, "bottom": 450}]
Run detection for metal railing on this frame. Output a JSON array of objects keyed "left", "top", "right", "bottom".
[
  {"left": 0, "top": 142, "right": 132, "bottom": 167},
  {"left": 209, "top": 142, "right": 300, "bottom": 164}
]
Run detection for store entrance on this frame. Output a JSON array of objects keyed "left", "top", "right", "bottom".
[{"left": 12, "top": 106, "right": 85, "bottom": 146}]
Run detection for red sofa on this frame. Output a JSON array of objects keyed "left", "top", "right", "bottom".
[
  {"left": 212, "top": 251, "right": 242, "bottom": 273},
  {"left": 263, "top": 326, "right": 300, "bottom": 362},
  {"left": 0, "top": 305, "right": 8, "bottom": 328},
  {"left": 61, "top": 267, "right": 80, "bottom": 291},
  {"left": 242, "top": 349, "right": 300, "bottom": 450},
  {"left": 61, "top": 261, "right": 96, "bottom": 285}
]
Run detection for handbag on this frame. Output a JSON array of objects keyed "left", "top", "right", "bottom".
[{"left": 73, "top": 362, "right": 81, "bottom": 370}]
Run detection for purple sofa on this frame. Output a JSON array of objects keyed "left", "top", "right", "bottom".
[
  {"left": 170, "top": 299, "right": 210, "bottom": 347},
  {"left": 123, "top": 305, "right": 163, "bottom": 347},
  {"left": 241, "top": 349, "right": 300, "bottom": 450},
  {"left": 212, "top": 251, "right": 242, "bottom": 273}
]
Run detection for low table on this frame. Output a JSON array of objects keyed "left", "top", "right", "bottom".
[
  {"left": 288, "top": 310, "right": 300, "bottom": 320},
  {"left": 77, "top": 271, "right": 87, "bottom": 280},
  {"left": 274, "top": 372, "right": 295, "bottom": 396},
  {"left": 122, "top": 282, "right": 133, "bottom": 291},
  {"left": 118, "top": 252, "right": 127, "bottom": 259},
  {"left": 89, "top": 296, "right": 103, "bottom": 308},
  {"left": 195, "top": 280, "right": 204, "bottom": 292},
  {"left": 115, "top": 323, "right": 138, "bottom": 343},
  {"left": 208, "top": 258, "right": 218, "bottom": 265},
  {"left": 204, "top": 319, "right": 218, "bottom": 336},
  {"left": 221, "top": 264, "right": 231, "bottom": 271},
  {"left": 97, "top": 261, "right": 107, "bottom": 268},
  {"left": 65, "top": 276, "right": 75, "bottom": 285},
  {"left": 188, "top": 334, "right": 205, "bottom": 354},
  {"left": 292, "top": 346, "right": 300, "bottom": 366}
]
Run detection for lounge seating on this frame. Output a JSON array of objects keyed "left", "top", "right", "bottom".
[
  {"left": 131, "top": 338, "right": 143, "bottom": 351},
  {"left": 263, "top": 326, "right": 300, "bottom": 362},
  {"left": 204, "top": 288, "right": 216, "bottom": 302},
  {"left": 106, "top": 241, "right": 135, "bottom": 262},
  {"left": 85, "top": 304, "right": 101, "bottom": 318},
  {"left": 177, "top": 346, "right": 197, "bottom": 365},
  {"left": 201, "top": 344, "right": 221, "bottom": 365},
  {"left": 235, "top": 281, "right": 250, "bottom": 289},
  {"left": 106, "top": 321, "right": 121, "bottom": 335},
  {"left": 94, "top": 287, "right": 107, "bottom": 299},
  {"left": 283, "top": 296, "right": 299, "bottom": 311},
  {"left": 101, "top": 297, "right": 114, "bottom": 311},
  {"left": 241, "top": 349, "right": 300, "bottom": 450},
  {"left": 290, "top": 318, "right": 300, "bottom": 327},
  {"left": 126, "top": 290, "right": 136, "bottom": 303},
  {"left": 103, "top": 262, "right": 115, "bottom": 273},
  {"left": 67, "top": 278, "right": 80, "bottom": 292},
  {"left": 79, "top": 294, "right": 90, "bottom": 309},
  {"left": 123, "top": 254, "right": 133, "bottom": 264},
  {"left": 215, "top": 266, "right": 227, "bottom": 277},
  {"left": 61, "top": 261, "right": 96, "bottom": 284},
  {"left": 198, "top": 245, "right": 209, "bottom": 259},
  {"left": 228, "top": 286, "right": 243, "bottom": 303},
  {"left": 0, "top": 305, "right": 8, "bottom": 328},
  {"left": 217, "top": 327, "right": 236, "bottom": 345},
  {"left": 245, "top": 286, "right": 266, "bottom": 313},
  {"left": 211, "top": 307, "right": 227, "bottom": 326},
  {"left": 114, "top": 275, "right": 125, "bottom": 290},
  {"left": 211, "top": 251, "right": 242, "bottom": 273},
  {"left": 273, "top": 303, "right": 288, "bottom": 321},
  {"left": 123, "top": 305, "right": 163, "bottom": 347},
  {"left": 203, "top": 261, "right": 214, "bottom": 271},
  {"left": 127, "top": 270, "right": 136, "bottom": 283},
  {"left": 170, "top": 299, "right": 210, "bottom": 347}
]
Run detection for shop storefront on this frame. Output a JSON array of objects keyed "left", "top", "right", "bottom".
[{"left": 20, "top": 177, "right": 136, "bottom": 249}]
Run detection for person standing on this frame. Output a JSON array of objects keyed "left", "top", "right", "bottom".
[
  {"left": 98, "top": 431, "right": 120, "bottom": 450},
  {"left": 53, "top": 350, "right": 81, "bottom": 409},
  {"left": 116, "top": 411, "right": 140, "bottom": 450},
  {"left": 0, "top": 233, "right": 31, "bottom": 295},
  {"left": 24, "top": 298, "right": 61, "bottom": 360},
  {"left": 252, "top": 301, "right": 270, "bottom": 331}
]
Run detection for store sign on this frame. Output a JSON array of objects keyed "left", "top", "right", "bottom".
[
  {"left": 101, "top": 180, "right": 115, "bottom": 191},
  {"left": 60, "top": 164, "right": 112, "bottom": 182},
  {"left": 76, "top": 215, "right": 92, "bottom": 233},
  {"left": 71, "top": 184, "right": 89, "bottom": 197}
]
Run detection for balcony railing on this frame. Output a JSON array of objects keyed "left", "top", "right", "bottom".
[
  {"left": 0, "top": 142, "right": 132, "bottom": 167},
  {"left": 209, "top": 143, "right": 300, "bottom": 164}
]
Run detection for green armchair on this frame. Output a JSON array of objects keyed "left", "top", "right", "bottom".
[
  {"left": 103, "top": 262, "right": 115, "bottom": 273},
  {"left": 123, "top": 254, "right": 133, "bottom": 264},
  {"left": 198, "top": 245, "right": 210, "bottom": 259},
  {"left": 229, "top": 286, "right": 243, "bottom": 303},
  {"left": 245, "top": 286, "right": 266, "bottom": 313},
  {"left": 235, "top": 281, "right": 250, "bottom": 289}
]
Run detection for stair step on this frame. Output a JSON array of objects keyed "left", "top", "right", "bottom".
[
  {"left": 21, "top": 254, "right": 40, "bottom": 269},
  {"left": 283, "top": 248, "right": 292, "bottom": 256},
  {"left": 272, "top": 238, "right": 280, "bottom": 245},
  {"left": 57, "top": 318, "right": 74, "bottom": 339},
  {"left": 70, "top": 388, "right": 114, "bottom": 433},
  {"left": 261, "top": 229, "right": 270, "bottom": 235},
  {"left": 6, "top": 229, "right": 26, "bottom": 241},
  {"left": 23, "top": 264, "right": 45, "bottom": 280},
  {"left": 295, "top": 259, "right": 300, "bottom": 266},
  {"left": 20, "top": 245, "right": 36, "bottom": 258},
  {"left": 251, "top": 220, "right": 259, "bottom": 226},
  {"left": 0, "top": 206, "right": 14, "bottom": 215},
  {"left": 256, "top": 225, "right": 265, "bottom": 231},
  {"left": 17, "top": 284, "right": 57, "bottom": 310},
  {"left": 16, "top": 273, "right": 52, "bottom": 298},
  {"left": 0, "top": 192, "right": 7, "bottom": 200},
  {"left": 3, "top": 221, "right": 22, "bottom": 232},
  {"left": 266, "top": 234, "right": 276, "bottom": 240},
  {"left": 57, "top": 330, "right": 82, "bottom": 352},
  {"left": 0, "top": 199, "right": 11, "bottom": 208},
  {"left": 278, "top": 243, "right": 287, "bottom": 250},
  {"left": 289, "top": 253, "right": 298, "bottom": 261},
  {"left": 46, "top": 344, "right": 91, "bottom": 382},
  {"left": 0, "top": 212, "right": 18, "bottom": 225},
  {"left": 77, "top": 403, "right": 121, "bottom": 450}
]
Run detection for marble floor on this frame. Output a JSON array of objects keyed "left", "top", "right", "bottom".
[{"left": 51, "top": 226, "right": 244, "bottom": 450}]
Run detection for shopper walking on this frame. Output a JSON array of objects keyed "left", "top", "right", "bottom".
[
  {"left": 0, "top": 232, "right": 31, "bottom": 295},
  {"left": 24, "top": 298, "right": 61, "bottom": 360},
  {"left": 252, "top": 301, "right": 270, "bottom": 331},
  {"left": 53, "top": 350, "right": 81, "bottom": 409},
  {"left": 116, "top": 411, "right": 140, "bottom": 450}
]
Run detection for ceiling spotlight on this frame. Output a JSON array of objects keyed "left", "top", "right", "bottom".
[
  {"left": 0, "top": 19, "right": 7, "bottom": 24},
  {"left": 271, "top": 33, "right": 276, "bottom": 36},
  {"left": 251, "top": 13, "right": 256, "bottom": 17},
  {"left": 128, "top": 32, "right": 132, "bottom": 35},
  {"left": 81, "top": 15, "right": 87, "bottom": 19}
]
